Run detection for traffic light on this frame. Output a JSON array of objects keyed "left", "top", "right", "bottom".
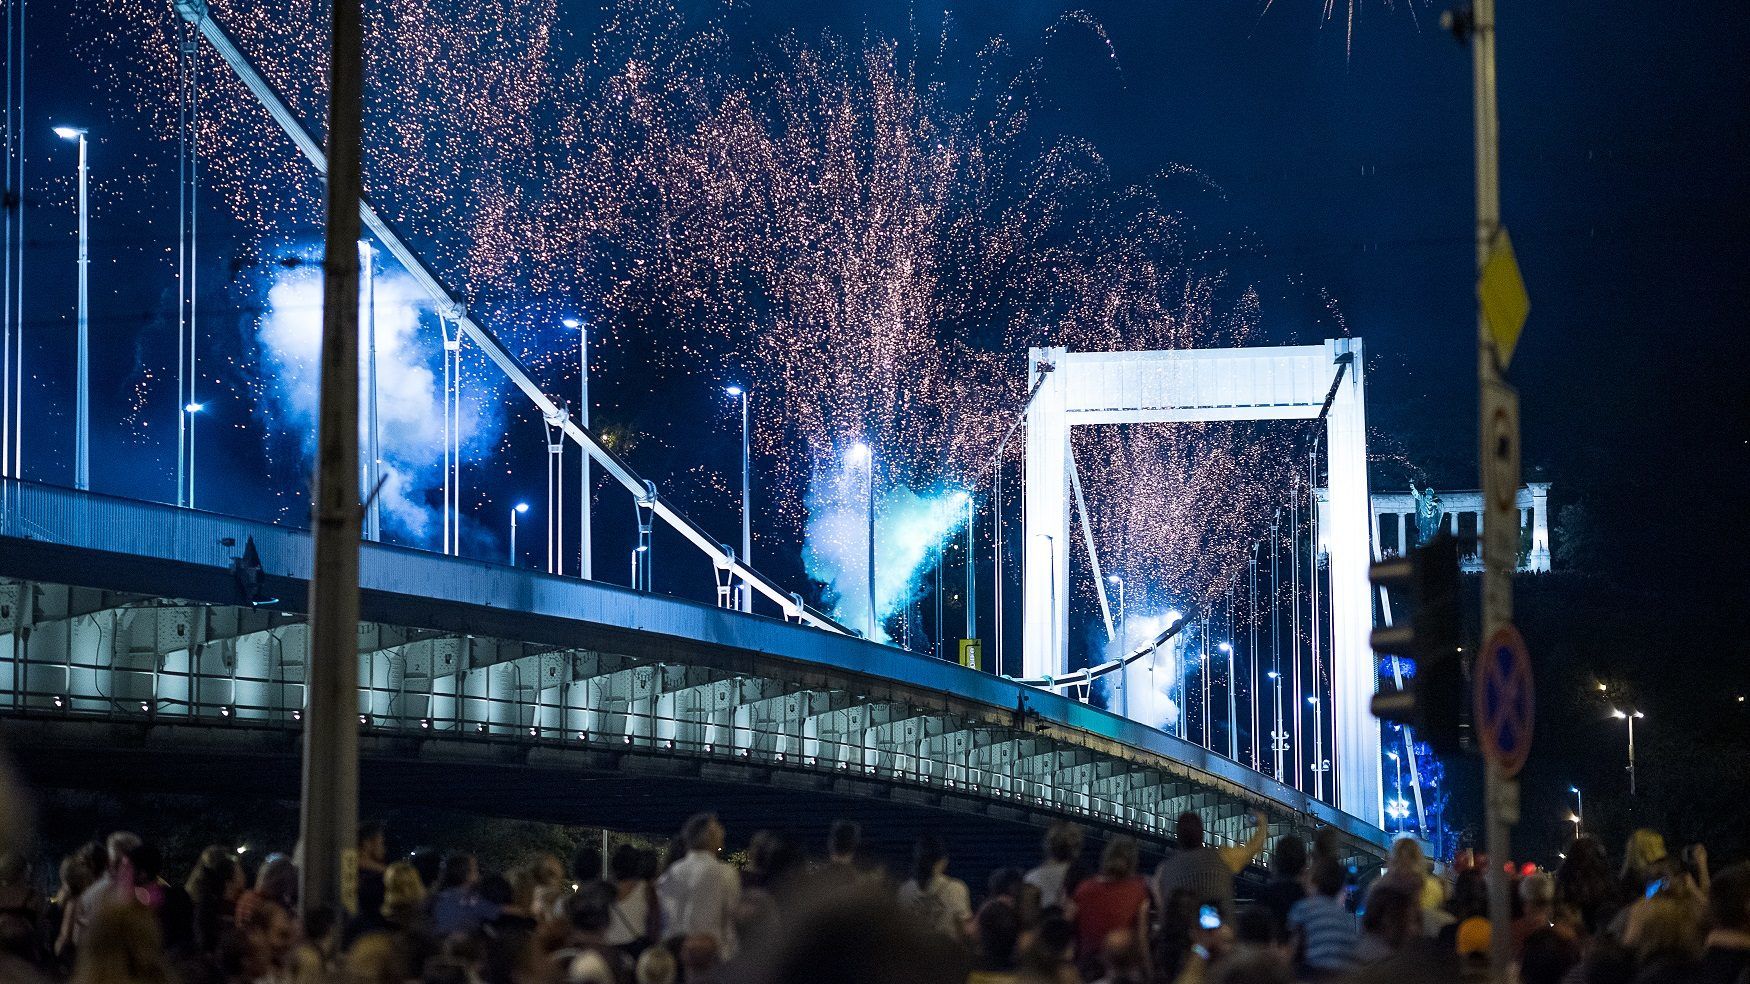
[{"left": 1369, "top": 531, "right": 1468, "bottom": 755}]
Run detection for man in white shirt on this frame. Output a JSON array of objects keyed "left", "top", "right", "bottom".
[
  {"left": 656, "top": 812, "right": 741, "bottom": 958},
  {"left": 1025, "top": 821, "right": 1084, "bottom": 914}
]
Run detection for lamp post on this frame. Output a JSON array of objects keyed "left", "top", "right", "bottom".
[
  {"left": 509, "top": 502, "right": 529, "bottom": 567},
  {"left": 53, "top": 125, "right": 89, "bottom": 490},
  {"left": 563, "top": 317, "right": 591, "bottom": 580},
  {"left": 1387, "top": 749, "right": 1404, "bottom": 833},
  {"left": 1569, "top": 785, "right": 1583, "bottom": 839},
  {"left": 184, "top": 402, "right": 203, "bottom": 507},
  {"left": 1220, "top": 642, "right": 1236, "bottom": 760},
  {"left": 359, "top": 240, "right": 379, "bottom": 540},
  {"left": 850, "top": 442, "right": 875, "bottom": 639},
  {"left": 1268, "top": 669, "right": 1286, "bottom": 781},
  {"left": 1108, "top": 575, "right": 1126, "bottom": 717},
  {"left": 726, "top": 385, "right": 750, "bottom": 612},
  {"left": 1611, "top": 708, "right": 1644, "bottom": 795}
]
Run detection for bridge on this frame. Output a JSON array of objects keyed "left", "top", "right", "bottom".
[{"left": 0, "top": 479, "right": 1390, "bottom": 874}]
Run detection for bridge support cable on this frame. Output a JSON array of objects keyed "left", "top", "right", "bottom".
[
  {"left": 170, "top": 0, "right": 848, "bottom": 635},
  {"left": 1010, "top": 612, "right": 1189, "bottom": 691},
  {"left": 1065, "top": 444, "right": 1114, "bottom": 643}
]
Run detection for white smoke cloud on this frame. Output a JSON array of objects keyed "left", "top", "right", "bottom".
[
  {"left": 802, "top": 458, "right": 969, "bottom": 644},
  {"left": 257, "top": 256, "right": 490, "bottom": 544},
  {"left": 1097, "top": 609, "right": 1185, "bottom": 731}
]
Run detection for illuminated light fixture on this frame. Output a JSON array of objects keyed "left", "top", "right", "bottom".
[
  {"left": 515, "top": 502, "right": 530, "bottom": 514},
  {"left": 848, "top": 441, "right": 871, "bottom": 463},
  {"left": 420, "top": 718, "right": 431, "bottom": 729},
  {"left": 561, "top": 317, "right": 582, "bottom": 330},
  {"left": 54, "top": 125, "right": 86, "bottom": 140},
  {"left": 235, "top": 845, "right": 248, "bottom": 855},
  {"left": 839, "top": 762, "right": 849, "bottom": 770},
  {"left": 219, "top": 706, "right": 232, "bottom": 718},
  {"left": 1218, "top": 642, "right": 1232, "bottom": 653},
  {"left": 292, "top": 710, "right": 302, "bottom": 721},
  {"left": 185, "top": 402, "right": 204, "bottom": 414},
  {"left": 740, "top": 749, "right": 751, "bottom": 758},
  {"left": 776, "top": 752, "right": 786, "bottom": 763},
  {"left": 1267, "top": 671, "right": 1279, "bottom": 680},
  {"left": 623, "top": 734, "right": 633, "bottom": 744},
  {"left": 704, "top": 743, "right": 714, "bottom": 754},
  {"left": 666, "top": 739, "right": 676, "bottom": 750},
  {"left": 359, "top": 714, "right": 371, "bottom": 726},
  {"left": 578, "top": 731, "right": 589, "bottom": 740},
  {"left": 476, "top": 722, "right": 489, "bottom": 733},
  {"left": 806, "top": 756, "right": 816, "bottom": 766},
  {"left": 724, "top": 385, "right": 743, "bottom": 397},
  {"left": 140, "top": 701, "right": 151, "bottom": 713},
  {"left": 528, "top": 726, "right": 539, "bottom": 737},
  {"left": 53, "top": 695, "right": 65, "bottom": 708}
]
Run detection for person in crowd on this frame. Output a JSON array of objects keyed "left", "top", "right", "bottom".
[
  {"left": 1025, "top": 822, "right": 1086, "bottom": 916},
  {"left": 655, "top": 812, "right": 740, "bottom": 957},
  {"left": 235, "top": 853, "right": 297, "bottom": 927},
  {"left": 1699, "top": 862, "right": 1750, "bottom": 983},
  {"left": 1154, "top": 810, "right": 1268, "bottom": 917},
  {"left": 125, "top": 843, "right": 192, "bottom": 955},
  {"left": 1512, "top": 871, "right": 1556, "bottom": 954},
  {"left": 1285, "top": 854, "right": 1356, "bottom": 979},
  {"left": 1519, "top": 926, "right": 1582, "bottom": 984},
  {"left": 72, "top": 902, "right": 176, "bottom": 984},
  {"left": 1623, "top": 893, "right": 1704, "bottom": 983},
  {"left": 1621, "top": 828, "right": 1673, "bottom": 903},
  {"left": 551, "top": 880, "right": 633, "bottom": 984},
  {"left": 572, "top": 842, "right": 604, "bottom": 886},
  {"left": 355, "top": 821, "right": 389, "bottom": 923},
  {"left": 184, "top": 845, "right": 244, "bottom": 957},
  {"left": 408, "top": 847, "right": 444, "bottom": 891},
  {"left": 0, "top": 850, "right": 44, "bottom": 967},
  {"left": 70, "top": 832, "right": 141, "bottom": 950},
  {"left": 1070, "top": 836, "right": 1150, "bottom": 980},
  {"left": 54, "top": 843, "right": 104, "bottom": 964},
  {"left": 634, "top": 944, "right": 677, "bottom": 984},
  {"left": 1253, "top": 835, "right": 1306, "bottom": 935},
  {"left": 678, "top": 934, "right": 721, "bottom": 983},
  {"left": 430, "top": 851, "right": 498, "bottom": 937},
  {"left": 1091, "top": 929, "right": 1149, "bottom": 984},
  {"left": 1346, "top": 881, "right": 1454, "bottom": 982},
  {"left": 821, "top": 820, "right": 866, "bottom": 882},
  {"left": 970, "top": 886, "right": 1023, "bottom": 982},
  {"left": 603, "top": 844, "right": 658, "bottom": 957},
  {"left": 1017, "top": 912, "right": 1080, "bottom": 984},
  {"left": 1556, "top": 835, "right": 1620, "bottom": 937},
  {"left": 1439, "top": 867, "right": 1487, "bottom": 951},
  {"left": 896, "top": 833, "right": 973, "bottom": 942}
]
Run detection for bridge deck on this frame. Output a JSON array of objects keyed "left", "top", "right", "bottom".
[{"left": 0, "top": 480, "right": 1388, "bottom": 874}]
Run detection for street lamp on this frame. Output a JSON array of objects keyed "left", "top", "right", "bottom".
[
  {"left": 509, "top": 502, "right": 529, "bottom": 566},
  {"left": 564, "top": 317, "right": 591, "bottom": 580},
  {"left": 849, "top": 442, "right": 874, "bottom": 639},
  {"left": 1569, "top": 785, "right": 1584, "bottom": 839},
  {"left": 726, "top": 385, "right": 751, "bottom": 612},
  {"left": 184, "top": 403, "right": 204, "bottom": 508},
  {"left": 54, "top": 125, "right": 90, "bottom": 490},
  {"left": 1220, "top": 642, "right": 1236, "bottom": 760},
  {"left": 1611, "top": 708, "right": 1645, "bottom": 795},
  {"left": 1108, "top": 575, "right": 1127, "bottom": 717}
]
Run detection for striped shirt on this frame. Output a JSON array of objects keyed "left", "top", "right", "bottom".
[{"left": 1287, "top": 893, "right": 1359, "bottom": 976}]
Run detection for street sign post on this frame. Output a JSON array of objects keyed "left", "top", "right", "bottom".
[
  {"left": 1476, "top": 623, "right": 1534, "bottom": 778},
  {"left": 1480, "top": 228, "right": 1530, "bottom": 368},
  {"left": 958, "top": 638, "right": 983, "bottom": 670}
]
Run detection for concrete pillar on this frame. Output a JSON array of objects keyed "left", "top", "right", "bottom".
[
  {"left": 1324, "top": 338, "right": 1380, "bottom": 827},
  {"left": 1022, "top": 347, "right": 1070, "bottom": 679},
  {"left": 1527, "top": 482, "right": 1552, "bottom": 571}
]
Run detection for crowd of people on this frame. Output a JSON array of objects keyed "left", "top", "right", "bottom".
[{"left": 0, "top": 808, "right": 1742, "bottom": 984}]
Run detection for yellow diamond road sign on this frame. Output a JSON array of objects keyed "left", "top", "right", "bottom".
[{"left": 1479, "top": 227, "right": 1530, "bottom": 368}]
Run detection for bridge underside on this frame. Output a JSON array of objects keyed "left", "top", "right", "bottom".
[{"left": 0, "top": 481, "right": 1388, "bottom": 877}]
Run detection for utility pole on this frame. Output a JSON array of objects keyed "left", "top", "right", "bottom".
[{"left": 300, "top": 0, "right": 363, "bottom": 920}]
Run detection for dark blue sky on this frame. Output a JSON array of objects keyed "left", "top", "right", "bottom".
[{"left": 10, "top": 0, "right": 1748, "bottom": 798}]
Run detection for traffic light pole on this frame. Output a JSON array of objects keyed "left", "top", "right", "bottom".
[{"left": 1467, "top": 1, "right": 1517, "bottom": 980}]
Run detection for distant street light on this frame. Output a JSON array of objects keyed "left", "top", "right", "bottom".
[
  {"left": 184, "top": 402, "right": 204, "bottom": 507},
  {"left": 509, "top": 502, "right": 530, "bottom": 566},
  {"left": 564, "top": 317, "right": 591, "bottom": 580},
  {"left": 849, "top": 442, "right": 874, "bottom": 638},
  {"left": 726, "top": 385, "right": 751, "bottom": 612},
  {"left": 1611, "top": 708, "right": 1645, "bottom": 795},
  {"left": 54, "top": 125, "right": 90, "bottom": 490},
  {"left": 1569, "top": 785, "right": 1584, "bottom": 839},
  {"left": 1109, "top": 574, "right": 1127, "bottom": 718}
]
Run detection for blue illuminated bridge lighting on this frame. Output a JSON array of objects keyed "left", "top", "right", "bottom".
[{"left": 0, "top": 479, "right": 1389, "bottom": 873}]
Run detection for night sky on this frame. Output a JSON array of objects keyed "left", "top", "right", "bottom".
[{"left": 7, "top": 1, "right": 1747, "bottom": 859}]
